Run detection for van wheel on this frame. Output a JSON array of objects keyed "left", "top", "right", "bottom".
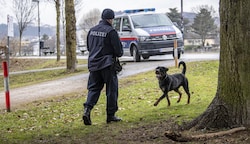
[
  {"left": 142, "top": 55, "right": 150, "bottom": 60},
  {"left": 132, "top": 46, "right": 141, "bottom": 62}
]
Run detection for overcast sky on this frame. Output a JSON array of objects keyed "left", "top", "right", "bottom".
[{"left": 0, "top": 0, "right": 219, "bottom": 26}]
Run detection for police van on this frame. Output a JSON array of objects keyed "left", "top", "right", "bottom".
[{"left": 113, "top": 8, "right": 184, "bottom": 62}]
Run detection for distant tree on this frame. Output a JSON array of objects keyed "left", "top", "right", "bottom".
[
  {"left": 191, "top": 5, "right": 217, "bottom": 47},
  {"left": 45, "top": 0, "right": 61, "bottom": 60},
  {"left": 61, "top": 0, "right": 66, "bottom": 55},
  {"left": 65, "top": 0, "right": 77, "bottom": 72},
  {"left": 2, "top": 37, "right": 20, "bottom": 56},
  {"left": 78, "top": 8, "right": 100, "bottom": 46},
  {"left": 167, "top": 8, "right": 182, "bottom": 27},
  {"left": 46, "top": 0, "right": 82, "bottom": 61},
  {"left": 167, "top": 8, "right": 189, "bottom": 33},
  {"left": 41, "top": 34, "right": 49, "bottom": 41},
  {"left": 10, "top": 38, "right": 20, "bottom": 56},
  {"left": 74, "top": 0, "right": 83, "bottom": 19},
  {"left": 13, "top": 0, "right": 36, "bottom": 56},
  {"left": 79, "top": 8, "right": 101, "bottom": 32},
  {"left": 0, "top": 37, "right": 6, "bottom": 46},
  {"left": 0, "top": 36, "right": 19, "bottom": 56},
  {"left": 54, "top": 0, "right": 61, "bottom": 61}
]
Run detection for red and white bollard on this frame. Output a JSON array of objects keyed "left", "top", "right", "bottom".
[{"left": 2, "top": 61, "right": 10, "bottom": 112}]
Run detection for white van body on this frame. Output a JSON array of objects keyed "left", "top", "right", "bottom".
[{"left": 113, "top": 8, "right": 184, "bottom": 62}]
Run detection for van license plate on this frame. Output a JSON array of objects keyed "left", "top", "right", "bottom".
[{"left": 160, "top": 48, "right": 171, "bottom": 52}]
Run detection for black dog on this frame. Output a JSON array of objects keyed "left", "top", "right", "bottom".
[{"left": 154, "top": 61, "right": 190, "bottom": 106}]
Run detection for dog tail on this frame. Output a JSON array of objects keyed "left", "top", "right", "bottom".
[{"left": 178, "top": 61, "right": 186, "bottom": 75}]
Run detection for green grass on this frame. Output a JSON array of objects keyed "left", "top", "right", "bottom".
[{"left": 0, "top": 60, "right": 219, "bottom": 143}]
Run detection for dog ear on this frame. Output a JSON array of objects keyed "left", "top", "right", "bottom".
[{"left": 165, "top": 67, "right": 169, "bottom": 72}]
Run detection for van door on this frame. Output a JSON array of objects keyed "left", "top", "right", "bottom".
[
  {"left": 114, "top": 17, "right": 129, "bottom": 56},
  {"left": 120, "top": 17, "right": 134, "bottom": 56},
  {"left": 114, "top": 17, "right": 129, "bottom": 55}
]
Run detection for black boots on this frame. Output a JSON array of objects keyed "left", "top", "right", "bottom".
[
  {"left": 107, "top": 115, "right": 122, "bottom": 123},
  {"left": 83, "top": 108, "right": 122, "bottom": 125},
  {"left": 83, "top": 108, "right": 92, "bottom": 125}
]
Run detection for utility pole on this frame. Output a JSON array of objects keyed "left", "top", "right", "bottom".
[
  {"left": 181, "top": 0, "right": 184, "bottom": 37},
  {"left": 32, "top": 0, "right": 41, "bottom": 56}
]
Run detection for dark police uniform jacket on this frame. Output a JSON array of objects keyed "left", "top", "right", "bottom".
[{"left": 87, "top": 20, "right": 123, "bottom": 72}]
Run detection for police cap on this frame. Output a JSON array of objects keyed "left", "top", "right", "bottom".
[{"left": 101, "top": 8, "right": 115, "bottom": 19}]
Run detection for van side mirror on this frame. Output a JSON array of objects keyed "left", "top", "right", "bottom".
[{"left": 122, "top": 25, "right": 132, "bottom": 32}]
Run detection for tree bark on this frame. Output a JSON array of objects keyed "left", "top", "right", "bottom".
[
  {"left": 55, "top": 0, "right": 61, "bottom": 61},
  {"left": 65, "top": 0, "right": 77, "bottom": 72},
  {"left": 19, "top": 34, "right": 22, "bottom": 56},
  {"left": 182, "top": 0, "right": 250, "bottom": 130}
]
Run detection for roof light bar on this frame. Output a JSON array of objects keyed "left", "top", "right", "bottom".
[{"left": 124, "top": 8, "right": 155, "bottom": 14}]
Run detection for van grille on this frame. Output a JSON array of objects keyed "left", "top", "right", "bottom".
[{"left": 149, "top": 34, "right": 177, "bottom": 41}]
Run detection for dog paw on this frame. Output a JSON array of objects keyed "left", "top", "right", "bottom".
[{"left": 153, "top": 103, "right": 158, "bottom": 106}]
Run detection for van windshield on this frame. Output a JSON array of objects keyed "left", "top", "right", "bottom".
[{"left": 131, "top": 13, "right": 173, "bottom": 28}]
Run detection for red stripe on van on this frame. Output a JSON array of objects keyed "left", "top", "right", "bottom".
[
  {"left": 150, "top": 32, "right": 176, "bottom": 36},
  {"left": 120, "top": 37, "right": 137, "bottom": 41}
]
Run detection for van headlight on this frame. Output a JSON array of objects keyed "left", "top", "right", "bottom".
[
  {"left": 138, "top": 36, "right": 150, "bottom": 42},
  {"left": 173, "top": 26, "right": 183, "bottom": 39},
  {"left": 176, "top": 31, "right": 183, "bottom": 39}
]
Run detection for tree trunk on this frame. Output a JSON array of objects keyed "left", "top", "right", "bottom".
[
  {"left": 19, "top": 33, "right": 22, "bottom": 56},
  {"left": 65, "top": 0, "right": 77, "bottom": 72},
  {"left": 55, "top": 0, "right": 61, "bottom": 61},
  {"left": 183, "top": 0, "right": 250, "bottom": 130}
]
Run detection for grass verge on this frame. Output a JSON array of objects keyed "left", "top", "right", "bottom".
[{"left": 0, "top": 60, "right": 219, "bottom": 143}]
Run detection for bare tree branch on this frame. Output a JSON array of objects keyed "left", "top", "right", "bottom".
[
  {"left": 13, "top": 0, "right": 36, "bottom": 56},
  {"left": 79, "top": 8, "right": 101, "bottom": 32}
]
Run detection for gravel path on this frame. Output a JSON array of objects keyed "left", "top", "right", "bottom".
[{"left": 0, "top": 53, "right": 219, "bottom": 110}]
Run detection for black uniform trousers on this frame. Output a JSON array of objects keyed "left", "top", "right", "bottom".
[{"left": 84, "top": 66, "right": 118, "bottom": 116}]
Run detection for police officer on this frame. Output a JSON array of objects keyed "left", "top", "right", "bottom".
[{"left": 83, "top": 8, "right": 124, "bottom": 125}]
